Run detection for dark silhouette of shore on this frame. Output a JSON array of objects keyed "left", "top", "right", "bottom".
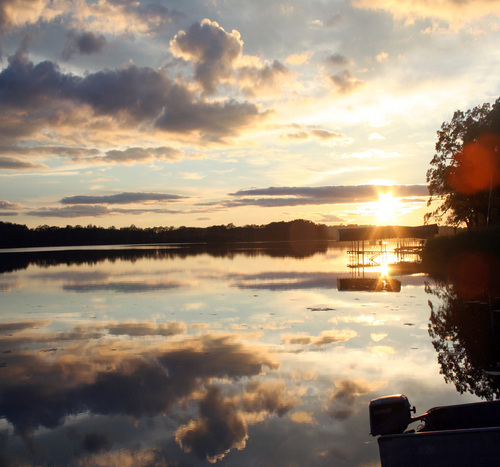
[{"left": 0, "top": 219, "right": 343, "bottom": 249}]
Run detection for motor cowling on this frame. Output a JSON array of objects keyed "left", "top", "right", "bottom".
[{"left": 369, "top": 394, "right": 414, "bottom": 436}]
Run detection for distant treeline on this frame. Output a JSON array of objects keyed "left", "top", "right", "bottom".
[{"left": 0, "top": 219, "right": 344, "bottom": 249}]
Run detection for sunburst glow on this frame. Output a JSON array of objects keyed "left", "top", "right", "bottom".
[
  {"left": 375, "top": 192, "right": 400, "bottom": 224},
  {"left": 379, "top": 261, "right": 390, "bottom": 277}
]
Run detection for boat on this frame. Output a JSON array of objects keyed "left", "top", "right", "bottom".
[{"left": 369, "top": 394, "right": 500, "bottom": 466}]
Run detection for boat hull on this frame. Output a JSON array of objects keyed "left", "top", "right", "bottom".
[{"left": 378, "top": 427, "right": 500, "bottom": 467}]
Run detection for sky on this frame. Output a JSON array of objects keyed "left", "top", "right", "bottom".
[{"left": 0, "top": 0, "right": 500, "bottom": 229}]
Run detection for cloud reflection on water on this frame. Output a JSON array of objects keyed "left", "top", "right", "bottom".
[
  {"left": 0, "top": 326, "right": 288, "bottom": 463},
  {"left": 0, "top": 244, "right": 478, "bottom": 466}
]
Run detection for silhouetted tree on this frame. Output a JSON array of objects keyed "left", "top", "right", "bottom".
[
  {"left": 426, "top": 280, "right": 500, "bottom": 400},
  {"left": 426, "top": 97, "right": 500, "bottom": 228}
]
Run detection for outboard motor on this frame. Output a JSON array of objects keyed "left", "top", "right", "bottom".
[{"left": 369, "top": 394, "right": 416, "bottom": 436}]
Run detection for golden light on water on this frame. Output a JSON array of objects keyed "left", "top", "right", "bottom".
[{"left": 379, "top": 261, "right": 390, "bottom": 277}]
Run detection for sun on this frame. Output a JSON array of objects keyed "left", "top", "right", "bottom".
[{"left": 375, "top": 192, "right": 400, "bottom": 224}]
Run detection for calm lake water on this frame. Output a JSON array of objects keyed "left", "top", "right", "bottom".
[{"left": 0, "top": 242, "right": 493, "bottom": 466}]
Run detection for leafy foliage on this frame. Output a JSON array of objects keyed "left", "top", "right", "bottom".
[{"left": 426, "top": 97, "right": 500, "bottom": 228}]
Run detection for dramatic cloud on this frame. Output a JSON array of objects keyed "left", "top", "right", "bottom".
[
  {"left": 61, "top": 192, "right": 187, "bottom": 205},
  {"left": 175, "top": 385, "right": 248, "bottom": 463},
  {"left": 0, "top": 49, "right": 168, "bottom": 134},
  {"left": 170, "top": 19, "right": 243, "bottom": 94},
  {"left": 1, "top": 0, "right": 497, "bottom": 228},
  {"left": 0, "top": 331, "right": 279, "bottom": 441},
  {"left": 62, "top": 31, "right": 107, "bottom": 60},
  {"left": 0, "top": 47, "right": 267, "bottom": 149},
  {"left": 227, "top": 185, "right": 428, "bottom": 208}
]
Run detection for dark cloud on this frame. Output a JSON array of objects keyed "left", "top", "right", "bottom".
[
  {"left": 0, "top": 145, "right": 100, "bottom": 160},
  {"left": 238, "top": 60, "right": 290, "bottom": 96},
  {"left": 0, "top": 47, "right": 79, "bottom": 110},
  {"left": 0, "top": 156, "right": 47, "bottom": 169},
  {"left": 27, "top": 205, "right": 110, "bottom": 218},
  {"left": 170, "top": 19, "right": 243, "bottom": 94},
  {"left": 0, "top": 49, "right": 267, "bottom": 145},
  {"left": 310, "top": 129, "right": 345, "bottom": 140},
  {"left": 175, "top": 385, "right": 248, "bottom": 462},
  {"left": 0, "top": 332, "right": 278, "bottom": 441},
  {"left": 157, "top": 334, "right": 279, "bottom": 382},
  {"left": 74, "top": 65, "right": 171, "bottom": 121},
  {"left": 25, "top": 205, "right": 184, "bottom": 218},
  {"left": 313, "top": 331, "right": 356, "bottom": 347},
  {"left": 0, "top": 2, "right": 8, "bottom": 31},
  {"left": 241, "top": 381, "right": 295, "bottom": 417},
  {"left": 0, "top": 320, "right": 50, "bottom": 334},
  {"left": 103, "top": 147, "right": 184, "bottom": 164},
  {"left": 330, "top": 69, "right": 364, "bottom": 94},
  {"left": 226, "top": 185, "right": 428, "bottom": 208},
  {"left": 62, "top": 31, "right": 107, "bottom": 60},
  {"left": 282, "top": 329, "right": 357, "bottom": 348},
  {"left": 327, "top": 380, "right": 372, "bottom": 420},
  {"left": 285, "top": 130, "right": 309, "bottom": 140},
  {"left": 82, "top": 432, "right": 112, "bottom": 454},
  {"left": 281, "top": 128, "right": 348, "bottom": 142},
  {"left": 103, "top": 322, "right": 186, "bottom": 337},
  {"left": 155, "top": 91, "right": 267, "bottom": 141},
  {"left": 63, "top": 280, "right": 185, "bottom": 293},
  {"left": 61, "top": 192, "right": 186, "bottom": 205},
  {"left": 0, "top": 145, "right": 184, "bottom": 168},
  {"left": 29, "top": 270, "right": 110, "bottom": 282},
  {"left": 323, "top": 13, "right": 343, "bottom": 27},
  {"left": 0, "top": 330, "right": 105, "bottom": 349},
  {"left": 326, "top": 53, "right": 350, "bottom": 66}
]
